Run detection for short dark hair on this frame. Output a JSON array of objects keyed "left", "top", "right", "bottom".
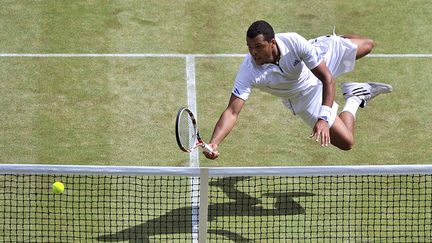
[{"left": 246, "top": 20, "right": 275, "bottom": 42}]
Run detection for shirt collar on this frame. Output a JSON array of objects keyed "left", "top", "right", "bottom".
[{"left": 275, "top": 35, "right": 289, "bottom": 57}]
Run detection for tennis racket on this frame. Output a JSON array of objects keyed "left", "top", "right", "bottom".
[{"left": 175, "top": 107, "right": 213, "bottom": 153}]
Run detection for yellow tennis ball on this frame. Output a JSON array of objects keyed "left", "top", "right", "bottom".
[{"left": 52, "top": 181, "right": 65, "bottom": 194}]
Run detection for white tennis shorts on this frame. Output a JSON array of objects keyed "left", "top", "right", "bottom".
[{"left": 282, "top": 34, "right": 358, "bottom": 128}]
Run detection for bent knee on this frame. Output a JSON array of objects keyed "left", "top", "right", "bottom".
[
  {"left": 363, "top": 38, "right": 375, "bottom": 53},
  {"left": 338, "top": 143, "right": 354, "bottom": 151},
  {"left": 347, "top": 36, "right": 375, "bottom": 59},
  {"left": 333, "top": 140, "right": 355, "bottom": 151},
  {"left": 358, "top": 38, "right": 375, "bottom": 58}
]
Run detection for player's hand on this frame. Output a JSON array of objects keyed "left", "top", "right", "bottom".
[
  {"left": 310, "top": 119, "right": 331, "bottom": 147},
  {"left": 203, "top": 144, "right": 219, "bottom": 159}
]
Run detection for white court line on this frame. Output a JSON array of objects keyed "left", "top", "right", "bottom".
[
  {"left": 1, "top": 53, "right": 432, "bottom": 58},
  {"left": 0, "top": 53, "right": 190, "bottom": 58},
  {"left": 186, "top": 55, "right": 200, "bottom": 167},
  {"left": 0, "top": 53, "right": 244, "bottom": 58},
  {"left": 369, "top": 54, "right": 432, "bottom": 58},
  {"left": 186, "top": 55, "right": 201, "bottom": 243}
]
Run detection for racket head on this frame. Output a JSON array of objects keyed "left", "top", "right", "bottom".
[{"left": 175, "top": 107, "right": 198, "bottom": 152}]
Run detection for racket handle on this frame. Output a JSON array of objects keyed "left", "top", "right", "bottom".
[{"left": 201, "top": 143, "right": 214, "bottom": 153}]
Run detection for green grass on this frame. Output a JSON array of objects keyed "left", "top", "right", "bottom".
[
  {"left": 1, "top": 0, "right": 432, "bottom": 242},
  {"left": 1, "top": 0, "right": 431, "bottom": 166},
  {"left": 0, "top": 57, "right": 190, "bottom": 166}
]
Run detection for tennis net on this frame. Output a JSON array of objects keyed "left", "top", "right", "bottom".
[{"left": 1, "top": 164, "right": 431, "bottom": 242}]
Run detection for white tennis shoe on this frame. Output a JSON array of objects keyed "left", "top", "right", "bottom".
[{"left": 342, "top": 82, "right": 393, "bottom": 108}]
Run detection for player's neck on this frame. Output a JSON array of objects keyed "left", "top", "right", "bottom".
[{"left": 272, "top": 44, "right": 281, "bottom": 65}]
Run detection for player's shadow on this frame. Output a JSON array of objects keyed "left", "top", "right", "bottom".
[{"left": 97, "top": 176, "right": 314, "bottom": 242}]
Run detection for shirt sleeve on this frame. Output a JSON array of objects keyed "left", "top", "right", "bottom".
[
  {"left": 292, "top": 33, "right": 322, "bottom": 70},
  {"left": 232, "top": 59, "right": 253, "bottom": 101}
]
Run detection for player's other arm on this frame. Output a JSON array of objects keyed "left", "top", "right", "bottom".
[
  {"left": 310, "top": 61, "right": 336, "bottom": 147},
  {"left": 204, "top": 94, "right": 245, "bottom": 160},
  {"left": 294, "top": 32, "right": 335, "bottom": 109},
  {"left": 311, "top": 62, "right": 336, "bottom": 108}
]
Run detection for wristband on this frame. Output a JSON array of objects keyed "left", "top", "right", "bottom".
[{"left": 317, "top": 105, "right": 332, "bottom": 123}]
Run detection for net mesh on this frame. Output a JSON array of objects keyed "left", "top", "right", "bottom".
[
  {"left": 1, "top": 166, "right": 432, "bottom": 242},
  {"left": 207, "top": 175, "right": 432, "bottom": 242},
  {"left": 0, "top": 174, "right": 197, "bottom": 242}
]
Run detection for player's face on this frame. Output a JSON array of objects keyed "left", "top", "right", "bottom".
[{"left": 247, "top": 34, "right": 276, "bottom": 65}]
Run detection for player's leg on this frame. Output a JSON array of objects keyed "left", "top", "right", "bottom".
[
  {"left": 331, "top": 82, "right": 393, "bottom": 150},
  {"left": 329, "top": 115, "right": 355, "bottom": 151},
  {"left": 342, "top": 34, "right": 375, "bottom": 59}
]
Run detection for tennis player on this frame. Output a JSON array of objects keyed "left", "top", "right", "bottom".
[{"left": 204, "top": 20, "right": 392, "bottom": 159}]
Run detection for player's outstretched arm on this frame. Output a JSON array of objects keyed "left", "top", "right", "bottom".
[{"left": 204, "top": 94, "right": 245, "bottom": 159}]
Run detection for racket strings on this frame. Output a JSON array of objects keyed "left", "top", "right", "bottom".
[{"left": 178, "top": 112, "right": 197, "bottom": 150}]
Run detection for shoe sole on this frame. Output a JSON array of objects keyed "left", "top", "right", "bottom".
[{"left": 368, "top": 82, "right": 393, "bottom": 95}]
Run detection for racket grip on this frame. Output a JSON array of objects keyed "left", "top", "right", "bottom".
[{"left": 201, "top": 143, "right": 214, "bottom": 153}]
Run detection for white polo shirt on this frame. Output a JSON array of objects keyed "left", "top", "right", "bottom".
[{"left": 232, "top": 32, "right": 323, "bottom": 101}]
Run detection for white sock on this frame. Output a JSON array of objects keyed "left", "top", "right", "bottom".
[{"left": 342, "top": 97, "right": 362, "bottom": 118}]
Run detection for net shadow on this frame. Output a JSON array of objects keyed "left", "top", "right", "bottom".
[{"left": 97, "top": 176, "right": 314, "bottom": 242}]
